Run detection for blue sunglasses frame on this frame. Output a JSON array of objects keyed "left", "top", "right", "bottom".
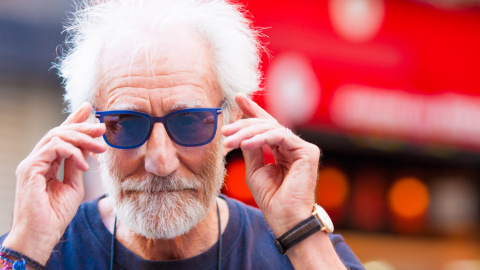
[{"left": 95, "top": 102, "right": 227, "bottom": 149}]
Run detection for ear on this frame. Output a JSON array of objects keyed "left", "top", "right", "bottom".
[{"left": 222, "top": 107, "right": 243, "bottom": 157}]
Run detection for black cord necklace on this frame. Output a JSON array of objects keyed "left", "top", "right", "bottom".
[
  {"left": 110, "top": 215, "right": 117, "bottom": 270},
  {"left": 216, "top": 200, "right": 222, "bottom": 270},
  {"left": 109, "top": 200, "right": 222, "bottom": 270}
]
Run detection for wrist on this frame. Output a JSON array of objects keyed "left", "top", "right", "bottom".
[
  {"left": 286, "top": 229, "right": 329, "bottom": 257},
  {"left": 0, "top": 246, "right": 46, "bottom": 270},
  {"left": 3, "top": 229, "right": 58, "bottom": 265},
  {"left": 286, "top": 231, "right": 347, "bottom": 270},
  {"left": 273, "top": 203, "right": 334, "bottom": 255},
  {"left": 268, "top": 205, "right": 313, "bottom": 237}
]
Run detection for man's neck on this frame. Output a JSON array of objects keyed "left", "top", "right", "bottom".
[{"left": 98, "top": 196, "right": 229, "bottom": 261}]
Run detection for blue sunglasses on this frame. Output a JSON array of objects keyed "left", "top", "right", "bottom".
[{"left": 95, "top": 102, "right": 227, "bottom": 149}]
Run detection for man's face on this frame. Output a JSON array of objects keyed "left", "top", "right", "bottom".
[{"left": 96, "top": 31, "right": 227, "bottom": 239}]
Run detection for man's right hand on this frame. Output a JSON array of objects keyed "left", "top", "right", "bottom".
[{"left": 2, "top": 102, "right": 107, "bottom": 265}]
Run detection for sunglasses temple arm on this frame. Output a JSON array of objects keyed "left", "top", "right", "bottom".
[
  {"left": 89, "top": 107, "right": 102, "bottom": 123},
  {"left": 218, "top": 101, "right": 228, "bottom": 113}
]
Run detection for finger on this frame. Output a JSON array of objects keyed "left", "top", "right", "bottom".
[
  {"left": 239, "top": 128, "right": 303, "bottom": 152},
  {"left": 241, "top": 146, "right": 265, "bottom": 179},
  {"left": 33, "top": 123, "right": 106, "bottom": 153},
  {"left": 235, "top": 93, "right": 274, "bottom": 119},
  {"left": 61, "top": 102, "right": 92, "bottom": 126},
  {"left": 43, "top": 155, "right": 64, "bottom": 180},
  {"left": 59, "top": 122, "right": 106, "bottom": 138},
  {"left": 62, "top": 157, "right": 85, "bottom": 194},
  {"left": 58, "top": 130, "right": 107, "bottom": 154},
  {"left": 223, "top": 120, "right": 280, "bottom": 149},
  {"left": 222, "top": 118, "right": 275, "bottom": 136},
  {"left": 31, "top": 137, "right": 90, "bottom": 177}
]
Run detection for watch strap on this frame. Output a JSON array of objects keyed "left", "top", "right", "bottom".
[{"left": 274, "top": 215, "right": 322, "bottom": 255}]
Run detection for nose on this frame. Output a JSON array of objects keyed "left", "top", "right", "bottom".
[{"left": 144, "top": 123, "right": 180, "bottom": 176}]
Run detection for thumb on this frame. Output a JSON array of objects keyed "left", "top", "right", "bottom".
[{"left": 241, "top": 146, "right": 265, "bottom": 179}]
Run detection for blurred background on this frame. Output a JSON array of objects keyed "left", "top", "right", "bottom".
[{"left": 1, "top": 0, "right": 479, "bottom": 269}]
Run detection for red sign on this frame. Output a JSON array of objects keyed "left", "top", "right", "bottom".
[{"left": 244, "top": 0, "right": 480, "bottom": 150}]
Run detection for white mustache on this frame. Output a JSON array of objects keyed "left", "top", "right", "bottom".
[{"left": 119, "top": 174, "right": 201, "bottom": 193}]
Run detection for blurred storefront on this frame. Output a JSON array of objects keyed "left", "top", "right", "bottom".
[{"left": 223, "top": 0, "right": 480, "bottom": 269}]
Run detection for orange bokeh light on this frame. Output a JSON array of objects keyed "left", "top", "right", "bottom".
[
  {"left": 316, "top": 167, "right": 350, "bottom": 210},
  {"left": 388, "top": 177, "right": 430, "bottom": 219}
]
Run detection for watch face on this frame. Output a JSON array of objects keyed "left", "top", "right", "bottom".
[{"left": 315, "top": 204, "right": 334, "bottom": 233}]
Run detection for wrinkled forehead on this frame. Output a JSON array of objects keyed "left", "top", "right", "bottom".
[{"left": 93, "top": 28, "right": 222, "bottom": 110}]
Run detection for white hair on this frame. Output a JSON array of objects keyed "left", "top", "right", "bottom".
[{"left": 55, "top": 0, "right": 264, "bottom": 119}]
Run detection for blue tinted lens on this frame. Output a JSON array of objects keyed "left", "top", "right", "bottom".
[
  {"left": 98, "top": 107, "right": 220, "bottom": 148},
  {"left": 167, "top": 110, "right": 216, "bottom": 145},
  {"left": 103, "top": 114, "right": 150, "bottom": 147}
]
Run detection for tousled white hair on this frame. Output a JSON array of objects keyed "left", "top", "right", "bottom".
[{"left": 55, "top": 0, "right": 264, "bottom": 118}]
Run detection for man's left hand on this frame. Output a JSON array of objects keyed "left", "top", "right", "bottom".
[{"left": 222, "top": 93, "right": 321, "bottom": 236}]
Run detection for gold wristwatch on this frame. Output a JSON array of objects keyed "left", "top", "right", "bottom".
[{"left": 274, "top": 204, "right": 334, "bottom": 254}]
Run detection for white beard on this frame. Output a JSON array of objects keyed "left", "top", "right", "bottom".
[{"left": 98, "top": 141, "right": 226, "bottom": 239}]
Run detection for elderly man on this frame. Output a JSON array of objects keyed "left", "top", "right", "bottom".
[{"left": 0, "top": 0, "right": 363, "bottom": 269}]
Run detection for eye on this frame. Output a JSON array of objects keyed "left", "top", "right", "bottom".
[{"left": 176, "top": 112, "right": 202, "bottom": 126}]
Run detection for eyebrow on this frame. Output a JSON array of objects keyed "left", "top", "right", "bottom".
[
  {"left": 108, "top": 103, "right": 141, "bottom": 111},
  {"left": 170, "top": 99, "right": 205, "bottom": 110},
  {"left": 106, "top": 99, "right": 208, "bottom": 113}
]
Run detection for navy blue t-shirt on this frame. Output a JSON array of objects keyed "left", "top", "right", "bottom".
[{"left": 1, "top": 195, "right": 364, "bottom": 269}]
